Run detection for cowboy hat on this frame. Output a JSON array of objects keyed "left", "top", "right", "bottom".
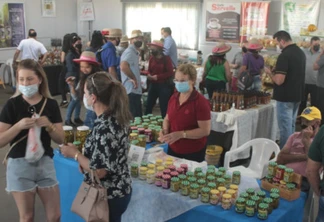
[
  {"left": 73, "top": 51, "right": 100, "bottom": 66},
  {"left": 147, "top": 40, "right": 164, "bottom": 49},
  {"left": 212, "top": 42, "right": 232, "bottom": 55},
  {"left": 246, "top": 38, "right": 263, "bottom": 51},
  {"left": 120, "top": 35, "right": 129, "bottom": 43},
  {"left": 101, "top": 28, "right": 122, "bottom": 38},
  {"left": 129, "top": 30, "right": 143, "bottom": 39}
]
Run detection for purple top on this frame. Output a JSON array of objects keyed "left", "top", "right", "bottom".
[{"left": 242, "top": 52, "right": 264, "bottom": 75}]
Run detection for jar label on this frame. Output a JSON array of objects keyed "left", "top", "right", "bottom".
[
  {"left": 245, "top": 207, "right": 255, "bottom": 217},
  {"left": 235, "top": 204, "right": 245, "bottom": 213},
  {"left": 222, "top": 202, "right": 231, "bottom": 210},
  {"left": 258, "top": 210, "right": 268, "bottom": 220}
]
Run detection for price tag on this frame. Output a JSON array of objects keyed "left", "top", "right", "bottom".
[{"left": 128, "top": 144, "right": 145, "bottom": 165}]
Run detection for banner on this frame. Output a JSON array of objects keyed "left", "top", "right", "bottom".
[
  {"left": 281, "top": 0, "right": 320, "bottom": 36},
  {"left": 80, "top": 2, "right": 95, "bottom": 21},
  {"left": 240, "top": 2, "right": 270, "bottom": 42},
  {"left": 205, "top": 2, "right": 241, "bottom": 43}
]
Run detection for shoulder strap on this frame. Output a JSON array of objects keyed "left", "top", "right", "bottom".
[{"left": 2, "top": 98, "right": 48, "bottom": 165}]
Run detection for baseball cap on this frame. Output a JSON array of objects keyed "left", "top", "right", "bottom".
[{"left": 299, "top": 106, "right": 322, "bottom": 121}]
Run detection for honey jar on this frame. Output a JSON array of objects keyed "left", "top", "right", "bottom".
[
  {"left": 221, "top": 194, "right": 232, "bottom": 210},
  {"left": 210, "top": 189, "right": 220, "bottom": 205}
]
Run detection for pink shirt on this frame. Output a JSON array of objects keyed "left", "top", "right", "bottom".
[{"left": 284, "top": 132, "right": 310, "bottom": 177}]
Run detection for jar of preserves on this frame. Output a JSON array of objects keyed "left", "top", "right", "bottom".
[
  {"left": 141, "top": 162, "right": 148, "bottom": 167},
  {"left": 63, "top": 126, "right": 74, "bottom": 144},
  {"left": 284, "top": 168, "right": 294, "bottom": 183},
  {"left": 207, "top": 169, "right": 215, "bottom": 177},
  {"left": 162, "top": 174, "right": 171, "bottom": 189},
  {"left": 146, "top": 170, "right": 155, "bottom": 184},
  {"left": 258, "top": 203, "right": 269, "bottom": 220},
  {"left": 144, "top": 129, "right": 153, "bottom": 143},
  {"left": 156, "top": 166, "right": 165, "bottom": 173},
  {"left": 138, "top": 127, "right": 145, "bottom": 135},
  {"left": 163, "top": 169, "right": 171, "bottom": 175},
  {"left": 148, "top": 127, "right": 156, "bottom": 141},
  {"left": 245, "top": 200, "right": 256, "bottom": 217},
  {"left": 130, "top": 163, "right": 139, "bottom": 178},
  {"left": 268, "top": 161, "right": 277, "bottom": 177},
  {"left": 218, "top": 186, "right": 227, "bottom": 200},
  {"left": 224, "top": 174, "right": 232, "bottom": 188},
  {"left": 286, "top": 183, "right": 296, "bottom": 191},
  {"left": 210, "top": 189, "right": 220, "bottom": 205},
  {"left": 197, "top": 172, "right": 205, "bottom": 180},
  {"left": 235, "top": 197, "right": 246, "bottom": 214},
  {"left": 272, "top": 177, "right": 280, "bottom": 186},
  {"left": 216, "top": 178, "right": 225, "bottom": 188},
  {"left": 164, "top": 161, "right": 173, "bottom": 168},
  {"left": 251, "top": 196, "right": 260, "bottom": 210},
  {"left": 147, "top": 164, "right": 155, "bottom": 172},
  {"left": 76, "top": 126, "right": 90, "bottom": 148},
  {"left": 176, "top": 167, "right": 185, "bottom": 175},
  {"left": 280, "top": 180, "right": 287, "bottom": 189},
  {"left": 221, "top": 193, "right": 232, "bottom": 210},
  {"left": 229, "top": 184, "right": 239, "bottom": 192},
  {"left": 139, "top": 167, "right": 148, "bottom": 180},
  {"left": 155, "top": 172, "right": 163, "bottom": 187},
  {"left": 207, "top": 176, "right": 216, "bottom": 184},
  {"left": 138, "top": 135, "right": 146, "bottom": 147},
  {"left": 130, "top": 126, "right": 138, "bottom": 131},
  {"left": 181, "top": 180, "right": 190, "bottom": 196},
  {"left": 129, "top": 133, "right": 138, "bottom": 141},
  {"left": 186, "top": 171, "right": 194, "bottom": 178},
  {"left": 142, "top": 123, "right": 149, "bottom": 129},
  {"left": 189, "top": 183, "right": 200, "bottom": 199},
  {"left": 168, "top": 165, "right": 176, "bottom": 172},
  {"left": 194, "top": 168, "right": 203, "bottom": 177},
  {"left": 256, "top": 191, "right": 266, "bottom": 202},
  {"left": 246, "top": 188, "right": 255, "bottom": 197},
  {"left": 239, "top": 192, "right": 249, "bottom": 199},
  {"left": 178, "top": 174, "right": 187, "bottom": 182},
  {"left": 155, "top": 159, "right": 163, "bottom": 167},
  {"left": 201, "top": 187, "right": 211, "bottom": 203},
  {"left": 275, "top": 165, "right": 286, "bottom": 180},
  {"left": 266, "top": 175, "right": 273, "bottom": 183},
  {"left": 188, "top": 177, "right": 197, "bottom": 184},
  {"left": 197, "top": 179, "right": 206, "bottom": 193},
  {"left": 215, "top": 171, "right": 223, "bottom": 179},
  {"left": 226, "top": 189, "right": 236, "bottom": 204},
  {"left": 270, "top": 193, "right": 280, "bottom": 209},
  {"left": 154, "top": 127, "right": 161, "bottom": 141},
  {"left": 170, "top": 177, "right": 180, "bottom": 192},
  {"left": 218, "top": 167, "right": 226, "bottom": 176},
  {"left": 158, "top": 119, "right": 164, "bottom": 126},
  {"left": 181, "top": 164, "right": 188, "bottom": 174},
  {"left": 232, "top": 171, "right": 241, "bottom": 185},
  {"left": 207, "top": 182, "right": 217, "bottom": 190},
  {"left": 170, "top": 171, "right": 179, "bottom": 178},
  {"left": 208, "top": 165, "right": 216, "bottom": 171},
  {"left": 263, "top": 197, "right": 273, "bottom": 214}
]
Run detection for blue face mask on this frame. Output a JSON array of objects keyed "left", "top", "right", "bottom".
[
  {"left": 19, "top": 84, "right": 39, "bottom": 98},
  {"left": 175, "top": 81, "right": 190, "bottom": 93}
]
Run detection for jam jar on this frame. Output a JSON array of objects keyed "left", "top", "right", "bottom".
[
  {"left": 162, "top": 174, "right": 171, "bottom": 189},
  {"left": 201, "top": 187, "right": 211, "bottom": 203},
  {"left": 245, "top": 200, "right": 256, "bottom": 217},
  {"left": 170, "top": 177, "right": 180, "bottom": 192},
  {"left": 258, "top": 203, "right": 269, "bottom": 220},
  {"left": 232, "top": 171, "right": 241, "bottom": 185},
  {"left": 263, "top": 197, "right": 273, "bottom": 214},
  {"left": 210, "top": 189, "right": 220, "bottom": 205},
  {"left": 284, "top": 168, "right": 294, "bottom": 183},
  {"left": 155, "top": 172, "right": 163, "bottom": 187},
  {"left": 130, "top": 163, "right": 139, "bottom": 178},
  {"left": 189, "top": 183, "right": 200, "bottom": 199},
  {"left": 268, "top": 161, "right": 277, "bottom": 177},
  {"left": 181, "top": 180, "right": 190, "bottom": 196},
  {"left": 221, "top": 194, "right": 232, "bottom": 210},
  {"left": 235, "top": 197, "right": 246, "bottom": 214}
]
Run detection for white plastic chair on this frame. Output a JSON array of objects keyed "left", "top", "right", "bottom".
[{"left": 224, "top": 138, "right": 280, "bottom": 179}]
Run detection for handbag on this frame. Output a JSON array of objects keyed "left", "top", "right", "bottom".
[
  {"left": 71, "top": 170, "right": 109, "bottom": 222},
  {"left": 237, "top": 55, "right": 253, "bottom": 90}
]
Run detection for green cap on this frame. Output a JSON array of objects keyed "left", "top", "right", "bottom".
[
  {"left": 141, "top": 162, "right": 148, "bottom": 166},
  {"left": 197, "top": 172, "right": 205, "bottom": 178},
  {"left": 270, "top": 188, "right": 280, "bottom": 193},
  {"left": 269, "top": 161, "right": 277, "bottom": 166},
  {"left": 178, "top": 175, "right": 187, "bottom": 180},
  {"left": 207, "top": 182, "right": 216, "bottom": 188},
  {"left": 270, "top": 193, "right": 280, "bottom": 199},
  {"left": 259, "top": 203, "right": 268, "bottom": 209},
  {"left": 198, "top": 179, "right": 206, "bottom": 184},
  {"left": 257, "top": 191, "right": 266, "bottom": 197},
  {"left": 137, "top": 125, "right": 144, "bottom": 128},
  {"left": 73, "top": 141, "right": 81, "bottom": 145},
  {"left": 207, "top": 169, "right": 215, "bottom": 174},
  {"left": 278, "top": 165, "right": 286, "bottom": 169},
  {"left": 208, "top": 165, "right": 216, "bottom": 170},
  {"left": 247, "top": 188, "right": 255, "bottom": 193},
  {"left": 181, "top": 180, "right": 190, "bottom": 186},
  {"left": 188, "top": 177, "right": 197, "bottom": 183},
  {"left": 251, "top": 195, "right": 260, "bottom": 201},
  {"left": 246, "top": 200, "right": 255, "bottom": 206},
  {"left": 131, "top": 163, "right": 138, "bottom": 168},
  {"left": 171, "top": 177, "right": 179, "bottom": 182},
  {"left": 186, "top": 172, "right": 194, "bottom": 177},
  {"left": 147, "top": 114, "right": 153, "bottom": 117},
  {"left": 224, "top": 174, "right": 231, "bottom": 179},
  {"left": 132, "top": 130, "right": 139, "bottom": 134},
  {"left": 215, "top": 172, "right": 223, "bottom": 177},
  {"left": 286, "top": 183, "right": 296, "bottom": 189},
  {"left": 236, "top": 197, "right": 246, "bottom": 203},
  {"left": 233, "top": 171, "right": 241, "bottom": 175},
  {"left": 138, "top": 135, "right": 146, "bottom": 138},
  {"left": 218, "top": 167, "right": 226, "bottom": 172},
  {"left": 131, "top": 140, "right": 139, "bottom": 145},
  {"left": 201, "top": 187, "right": 211, "bottom": 193},
  {"left": 195, "top": 167, "right": 202, "bottom": 172},
  {"left": 217, "top": 178, "right": 225, "bottom": 183},
  {"left": 143, "top": 119, "right": 150, "bottom": 122},
  {"left": 207, "top": 176, "right": 216, "bottom": 181},
  {"left": 285, "top": 168, "right": 294, "bottom": 173},
  {"left": 263, "top": 197, "right": 273, "bottom": 204},
  {"left": 190, "top": 183, "right": 199, "bottom": 189},
  {"left": 240, "top": 192, "right": 249, "bottom": 198}
]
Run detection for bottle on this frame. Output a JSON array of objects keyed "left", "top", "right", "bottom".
[{"left": 197, "top": 51, "right": 203, "bottom": 65}]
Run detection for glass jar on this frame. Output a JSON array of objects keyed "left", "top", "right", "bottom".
[
  {"left": 246, "top": 188, "right": 255, "bottom": 197},
  {"left": 138, "top": 127, "right": 145, "bottom": 135},
  {"left": 181, "top": 180, "right": 190, "bottom": 196},
  {"left": 130, "top": 126, "right": 138, "bottom": 132},
  {"left": 201, "top": 187, "right": 211, "bottom": 203},
  {"left": 158, "top": 119, "right": 164, "bottom": 126},
  {"left": 215, "top": 171, "right": 223, "bottom": 180},
  {"left": 155, "top": 172, "right": 163, "bottom": 187},
  {"left": 147, "top": 164, "right": 155, "bottom": 172},
  {"left": 208, "top": 165, "right": 216, "bottom": 170},
  {"left": 178, "top": 174, "right": 187, "bottom": 182},
  {"left": 218, "top": 186, "right": 227, "bottom": 200},
  {"left": 162, "top": 174, "right": 171, "bottom": 189},
  {"left": 188, "top": 177, "right": 197, "bottom": 184},
  {"left": 207, "top": 176, "right": 216, "bottom": 184},
  {"left": 197, "top": 172, "right": 205, "bottom": 180},
  {"left": 142, "top": 123, "right": 149, "bottom": 129},
  {"left": 273, "top": 177, "right": 280, "bottom": 186},
  {"left": 144, "top": 129, "right": 152, "bottom": 143},
  {"left": 176, "top": 167, "right": 185, "bottom": 175},
  {"left": 266, "top": 175, "right": 273, "bottom": 183},
  {"left": 197, "top": 179, "right": 206, "bottom": 193},
  {"left": 146, "top": 170, "right": 155, "bottom": 184},
  {"left": 235, "top": 197, "right": 246, "bottom": 214},
  {"left": 170, "top": 171, "right": 179, "bottom": 178},
  {"left": 129, "top": 133, "right": 138, "bottom": 141},
  {"left": 218, "top": 167, "right": 226, "bottom": 176},
  {"left": 286, "top": 183, "right": 296, "bottom": 191},
  {"left": 139, "top": 167, "right": 148, "bottom": 180},
  {"left": 210, "top": 189, "right": 220, "bottom": 205},
  {"left": 130, "top": 163, "right": 139, "bottom": 178},
  {"left": 258, "top": 203, "right": 269, "bottom": 220},
  {"left": 156, "top": 166, "right": 165, "bottom": 173},
  {"left": 284, "top": 168, "right": 294, "bottom": 183},
  {"left": 138, "top": 135, "right": 146, "bottom": 147},
  {"left": 186, "top": 171, "right": 194, "bottom": 178},
  {"left": 76, "top": 126, "right": 90, "bottom": 149},
  {"left": 232, "top": 171, "right": 241, "bottom": 185},
  {"left": 164, "top": 161, "right": 173, "bottom": 168},
  {"left": 268, "top": 161, "right": 277, "bottom": 177},
  {"left": 276, "top": 165, "right": 286, "bottom": 180},
  {"left": 180, "top": 164, "right": 188, "bottom": 174},
  {"left": 207, "top": 182, "right": 217, "bottom": 190},
  {"left": 154, "top": 127, "right": 161, "bottom": 141},
  {"left": 194, "top": 168, "right": 203, "bottom": 177},
  {"left": 245, "top": 200, "right": 256, "bottom": 217},
  {"left": 148, "top": 127, "right": 156, "bottom": 141},
  {"left": 263, "top": 197, "right": 273, "bottom": 214},
  {"left": 207, "top": 169, "right": 215, "bottom": 177},
  {"left": 155, "top": 159, "right": 163, "bottom": 166},
  {"left": 226, "top": 189, "right": 236, "bottom": 204},
  {"left": 221, "top": 194, "right": 232, "bottom": 210},
  {"left": 251, "top": 196, "right": 260, "bottom": 210},
  {"left": 163, "top": 169, "right": 171, "bottom": 175},
  {"left": 171, "top": 177, "right": 180, "bottom": 192},
  {"left": 239, "top": 192, "right": 249, "bottom": 199},
  {"left": 189, "top": 183, "right": 200, "bottom": 199},
  {"left": 168, "top": 165, "right": 176, "bottom": 172},
  {"left": 63, "top": 125, "right": 74, "bottom": 144},
  {"left": 216, "top": 178, "right": 225, "bottom": 188},
  {"left": 224, "top": 174, "right": 232, "bottom": 188},
  {"left": 256, "top": 191, "right": 266, "bottom": 202},
  {"left": 270, "top": 193, "right": 280, "bottom": 209}
]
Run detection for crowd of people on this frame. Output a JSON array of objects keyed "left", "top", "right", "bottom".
[{"left": 1, "top": 27, "right": 324, "bottom": 222}]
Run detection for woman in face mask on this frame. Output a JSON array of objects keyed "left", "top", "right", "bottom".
[
  {"left": 158, "top": 64, "right": 211, "bottom": 162},
  {"left": 0, "top": 59, "right": 64, "bottom": 222},
  {"left": 145, "top": 40, "right": 174, "bottom": 118},
  {"left": 66, "top": 51, "right": 101, "bottom": 129},
  {"left": 65, "top": 34, "right": 83, "bottom": 126}
]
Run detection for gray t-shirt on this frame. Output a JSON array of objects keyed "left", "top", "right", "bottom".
[
  {"left": 316, "top": 54, "right": 324, "bottom": 88},
  {"left": 231, "top": 52, "right": 243, "bottom": 78},
  {"left": 303, "top": 48, "right": 320, "bottom": 85}
]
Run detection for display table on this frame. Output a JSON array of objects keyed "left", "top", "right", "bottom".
[{"left": 43, "top": 65, "right": 62, "bottom": 96}]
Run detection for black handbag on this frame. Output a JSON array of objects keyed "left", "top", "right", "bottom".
[{"left": 237, "top": 55, "right": 253, "bottom": 90}]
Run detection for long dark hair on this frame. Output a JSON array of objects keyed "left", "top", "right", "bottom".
[
  {"left": 62, "top": 33, "right": 71, "bottom": 53},
  {"left": 209, "top": 54, "right": 226, "bottom": 66},
  {"left": 90, "top": 30, "right": 104, "bottom": 51}
]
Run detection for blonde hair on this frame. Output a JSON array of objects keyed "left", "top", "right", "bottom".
[
  {"left": 86, "top": 72, "right": 132, "bottom": 127},
  {"left": 12, "top": 59, "right": 52, "bottom": 98},
  {"left": 176, "top": 64, "right": 197, "bottom": 82}
]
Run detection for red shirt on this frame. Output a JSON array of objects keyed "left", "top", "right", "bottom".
[
  {"left": 167, "top": 89, "right": 211, "bottom": 154},
  {"left": 148, "top": 55, "right": 174, "bottom": 83}
]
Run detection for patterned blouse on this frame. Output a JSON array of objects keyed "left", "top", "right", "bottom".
[{"left": 83, "top": 114, "right": 132, "bottom": 199}]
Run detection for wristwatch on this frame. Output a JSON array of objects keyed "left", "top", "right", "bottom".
[{"left": 183, "top": 130, "right": 187, "bottom": 139}]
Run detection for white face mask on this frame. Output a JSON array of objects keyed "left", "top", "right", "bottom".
[
  {"left": 83, "top": 94, "right": 94, "bottom": 111},
  {"left": 19, "top": 84, "right": 39, "bottom": 98}
]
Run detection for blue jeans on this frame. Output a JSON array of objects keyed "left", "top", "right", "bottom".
[
  {"left": 316, "top": 195, "right": 324, "bottom": 222},
  {"left": 128, "top": 93, "right": 142, "bottom": 118},
  {"left": 276, "top": 101, "right": 300, "bottom": 148},
  {"left": 84, "top": 109, "right": 96, "bottom": 129},
  {"left": 145, "top": 82, "right": 172, "bottom": 118},
  {"left": 108, "top": 191, "right": 132, "bottom": 222},
  {"left": 65, "top": 97, "right": 81, "bottom": 120},
  {"left": 249, "top": 75, "right": 261, "bottom": 91}
]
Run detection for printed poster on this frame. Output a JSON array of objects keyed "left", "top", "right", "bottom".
[
  {"left": 281, "top": 0, "right": 320, "bottom": 36},
  {"left": 79, "top": 1, "right": 95, "bottom": 21},
  {"left": 240, "top": 2, "right": 270, "bottom": 42},
  {"left": 206, "top": 2, "right": 241, "bottom": 43},
  {"left": 41, "top": 0, "right": 56, "bottom": 17}
]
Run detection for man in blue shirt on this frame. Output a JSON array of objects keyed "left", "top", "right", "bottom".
[
  {"left": 161, "top": 27, "right": 178, "bottom": 68},
  {"left": 120, "top": 30, "right": 143, "bottom": 118},
  {"left": 100, "top": 28, "right": 122, "bottom": 80}
]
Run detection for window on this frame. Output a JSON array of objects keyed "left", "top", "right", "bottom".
[{"left": 124, "top": 2, "right": 200, "bottom": 50}]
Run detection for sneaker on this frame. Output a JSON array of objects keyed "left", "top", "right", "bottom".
[
  {"left": 60, "top": 101, "right": 68, "bottom": 108},
  {"left": 65, "top": 119, "right": 75, "bottom": 127},
  {"left": 74, "top": 118, "right": 84, "bottom": 125}
]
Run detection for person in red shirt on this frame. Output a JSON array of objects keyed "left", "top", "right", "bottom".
[
  {"left": 159, "top": 64, "right": 211, "bottom": 162},
  {"left": 145, "top": 40, "right": 174, "bottom": 117}
]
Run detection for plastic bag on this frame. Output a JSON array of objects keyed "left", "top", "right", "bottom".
[{"left": 25, "top": 114, "right": 44, "bottom": 162}]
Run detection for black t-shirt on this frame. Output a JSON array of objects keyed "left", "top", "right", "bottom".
[
  {"left": 273, "top": 44, "right": 306, "bottom": 102},
  {"left": 0, "top": 95, "right": 62, "bottom": 158}
]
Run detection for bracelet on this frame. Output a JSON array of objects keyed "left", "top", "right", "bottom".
[
  {"left": 74, "top": 152, "right": 81, "bottom": 161},
  {"left": 183, "top": 130, "right": 187, "bottom": 139},
  {"left": 46, "top": 123, "right": 56, "bottom": 133}
]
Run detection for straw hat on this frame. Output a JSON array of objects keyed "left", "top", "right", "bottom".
[
  {"left": 129, "top": 30, "right": 143, "bottom": 39},
  {"left": 147, "top": 40, "right": 164, "bottom": 49},
  {"left": 212, "top": 42, "right": 232, "bottom": 55},
  {"left": 246, "top": 38, "right": 263, "bottom": 50},
  {"left": 73, "top": 51, "right": 100, "bottom": 66},
  {"left": 120, "top": 35, "right": 129, "bottom": 43},
  {"left": 101, "top": 28, "right": 122, "bottom": 38}
]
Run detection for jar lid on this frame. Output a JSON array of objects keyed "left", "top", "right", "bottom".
[
  {"left": 137, "top": 125, "right": 144, "bottom": 128},
  {"left": 73, "top": 141, "right": 81, "bottom": 145},
  {"left": 259, "top": 203, "right": 268, "bottom": 209},
  {"left": 224, "top": 174, "right": 231, "bottom": 179},
  {"left": 236, "top": 197, "right": 245, "bottom": 203},
  {"left": 190, "top": 183, "right": 199, "bottom": 189},
  {"left": 186, "top": 172, "right": 194, "bottom": 177},
  {"left": 230, "top": 184, "right": 239, "bottom": 190},
  {"left": 148, "top": 124, "right": 156, "bottom": 128},
  {"left": 156, "top": 172, "right": 163, "bottom": 177},
  {"left": 270, "top": 193, "right": 280, "bottom": 198},
  {"left": 130, "top": 133, "right": 138, "bottom": 136},
  {"left": 201, "top": 187, "right": 211, "bottom": 193},
  {"left": 131, "top": 163, "right": 138, "bottom": 168},
  {"left": 188, "top": 177, "right": 197, "bottom": 182},
  {"left": 143, "top": 119, "right": 150, "bottom": 122},
  {"left": 145, "top": 129, "right": 152, "bottom": 133},
  {"left": 246, "top": 200, "right": 256, "bottom": 206},
  {"left": 170, "top": 172, "right": 179, "bottom": 176},
  {"left": 142, "top": 123, "right": 149, "bottom": 126},
  {"left": 208, "top": 165, "right": 216, "bottom": 170},
  {"left": 141, "top": 162, "right": 148, "bottom": 166},
  {"left": 210, "top": 189, "right": 219, "bottom": 194},
  {"left": 269, "top": 161, "right": 277, "bottom": 166},
  {"left": 181, "top": 180, "right": 190, "bottom": 186},
  {"left": 222, "top": 194, "right": 231, "bottom": 199},
  {"left": 147, "top": 114, "right": 153, "bottom": 117},
  {"left": 198, "top": 179, "right": 206, "bottom": 184},
  {"left": 148, "top": 164, "right": 155, "bottom": 169},
  {"left": 165, "top": 160, "right": 173, "bottom": 165},
  {"left": 285, "top": 168, "right": 294, "bottom": 173},
  {"left": 227, "top": 189, "right": 236, "bottom": 194},
  {"left": 233, "top": 171, "right": 241, "bottom": 175},
  {"left": 217, "top": 178, "right": 225, "bottom": 182},
  {"left": 266, "top": 175, "right": 273, "bottom": 179},
  {"left": 278, "top": 165, "right": 286, "bottom": 169},
  {"left": 166, "top": 157, "right": 174, "bottom": 161},
  {"left": 152, "top": 121, "right": 158, "bottom": 125},
  {"left": 156, "top": 159, "right": 163, "bottom": 164},
  {"left": 218, "top": 186, "right": 226, "bottom": 191},
  {"left": 140, "top": 167, "right": 148, "bottom": 171},
  {"left": 63, "top": 125, "right": 73, "bottom": 131},
  {"left": 240, "top": 192, "right": 249, "bottom": 197},
  {"left": 147, "top": 170, "right": 155, "bottom": 174},
  {"left": 171, "top": 177, "right": 179, "bottom": 182},
  {"left": 132, "top": 130, "right": 139, "bottom": 134},
  {"left": 263, "top": 197, "right": 273, "bottom": 203},
  {"left": 181, "top": 164, "right": 188, "bottom": 169},
  {"left": 131, "top": 140, "right": 139, "bottom": 145},
  {"left": 158, "top": 119, "right": 164, "bottom": 122},
  {"left": 218, "top": 167, "right": 226, "bottom": 172},
  {"left": 168, "top": 165, "right": 176, "bottom": 169},
  {"left": 176, "top": 168, "right": 184, "bottom": 172},
  {"left": 138, "top": 128, "right": 145, "bottom": 131},
  {"left": 270, "top": 188, "right": 280, "bottom": 193},
  {"left": 197, "top": 172, "right": 205, "bottom": 177},
  {"left": 163, "top": 169, "right": 171, "bottom": 174},
  {"left": 162, "top": 174, "right": 171, "bottom": 179},
  {"left": 195, "top": 167, "right": 202, "bottom": 172},
  {"left": 157, "top": 166, "right": 165, "bottom": 170},
  {"left": 207, "top": 169, "right": 215, "bottom": 173},
  {"left": 247, "top": 188, "right": 255, "bottom": 193},
  {"left": 138, "top": 135, "right": 146, "bottom": 138},
  {"left": 178, "top": 175, "right": 187, "bottom": 179},
  {"left": 77, "top": 126, "right": 90, "bottom": 131},
  {"left": 207, "top": 176, "right": 216, "bottom": 180},
  {"left": 251, "top": 195, "right": 260, "bottom": 201},
  {"left": 208, "top": 182, "right": 216, "bottom": 187},
  {"left": 286, "top": 183, "right": 296, "bottom": 189},
  {"left": 215, "top": 172, "right": 223, "bottom": 176},
  {"left": 257, "top": 191, "right": 266, "bottom": 196},
  {"left": 134, "top": 117, "right": 142, "bottom": 120}
]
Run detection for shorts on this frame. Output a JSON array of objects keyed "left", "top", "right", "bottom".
[{"left": 6, "top": 155, "right": 58, "bottom": 192}]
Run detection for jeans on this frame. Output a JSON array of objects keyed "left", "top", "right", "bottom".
[
  {"left": 316, "top": 195, "right": 324, "bottom": 222},
  {"left": 276, "top": 101, "right": 300, "bottom": 148},
  {"left": 108, "top": 191, "right": 132, "bottom": 222},
  {"left": 249, "top": 75, "right": 261, "bottom": 91},
  {"left": 298, "top": 84, "right": 318, "bottom": 115},
  {"left": 84, "top": 109, "right": 96, "bottom": 129},
  {"left": 145, "top": 82, "right": 172, "bottom": 118},
  {"left": 128, "top": 93, "right": 142, "bottom": 118},
  {"left": 65, "top": 97, "right": 81, "bottom": 120},
  {"left": 205, "top": 79, "right": 226, "bottom": 99}
]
